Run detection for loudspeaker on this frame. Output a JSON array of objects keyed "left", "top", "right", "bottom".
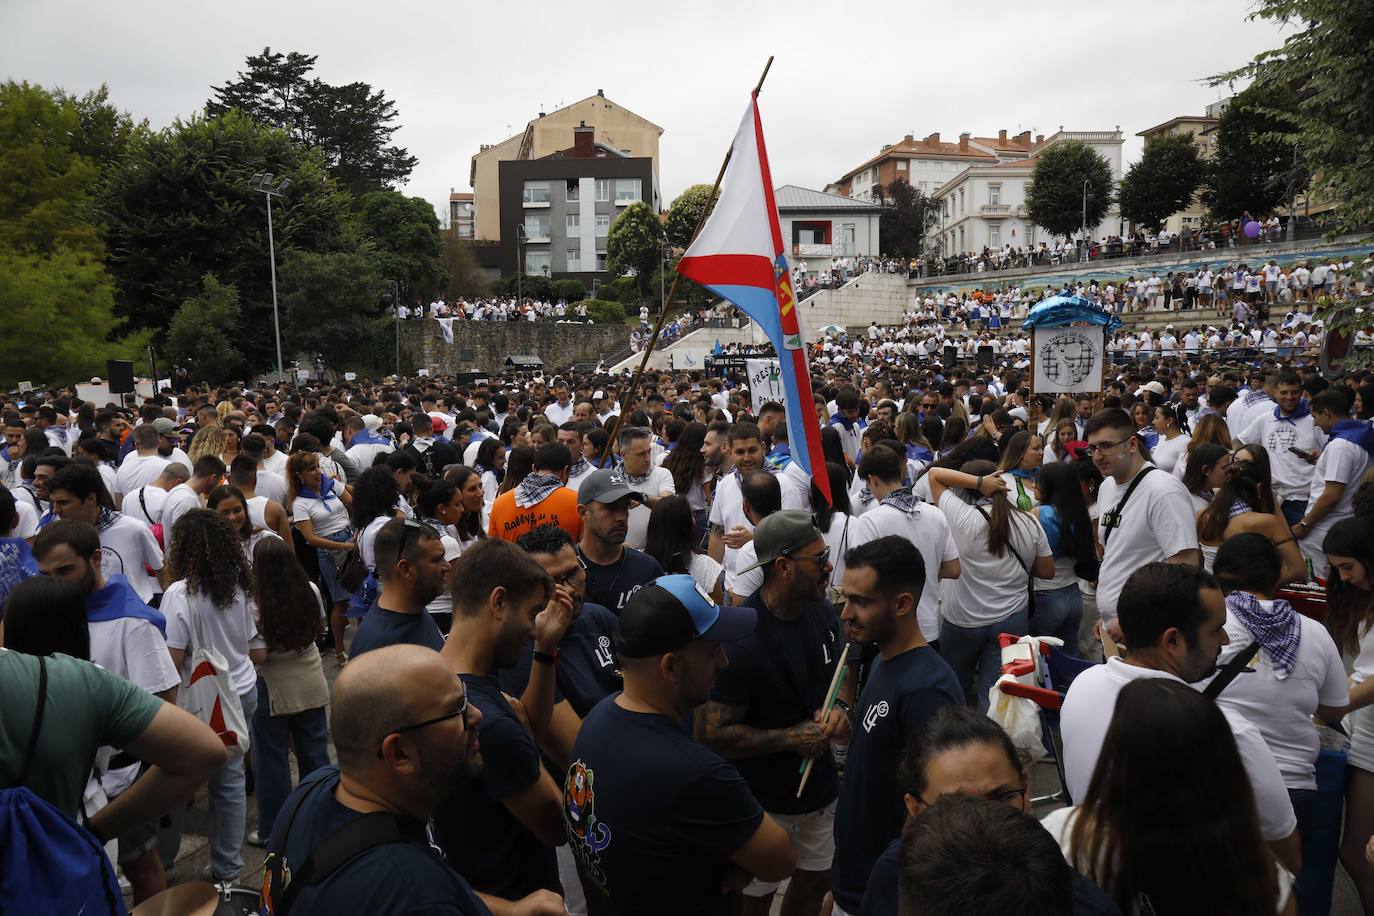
[
  {"left": 943, "top": 345, "right": 958, "bottom": 367},
  {"left": 107, "top": 360, "right": 135, "bottom": 394},
  {"left": 976, "top": 346, "right": 995, "bottom": 370}
]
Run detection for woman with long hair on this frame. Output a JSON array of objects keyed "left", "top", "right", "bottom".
[
  {"left": 820, "top": 426, "right": 850, "bottom": 484},
  {"left": 443, "top": 465, "right": 488, "bottom": 546},
  {"left": 348, "top": 467, "right": 403, "bottom": 620},
  {"left": 1045, "top": 678, "right": 1290, "bottom": 914},
  {"left": 995, "top": 430, "right": 1043, "bottom": 510},
  {"left": 815, "top": 460, "right": 854, "bottom": 606},
  {"left": 1044, "top": 417, "right": 1079, "bottom": 465},
  {"left": 500, "top": 417, "right": 530, "bottom": 450},
  {"left": 187, "top": 425, "right": 228, "bottom": 465},
  {"left": 474, "top": 438, "right": 506, "bottom": 506},
  {"left": 1031, "top": 462, "right": 1096, "bottom": 653},
  {"left": 928, "top": 459, "right": 1053, "bottom": 709},
  {"left": 1150, "top": 403, "right": 1192, "bottom": 473},
  {"left": 895, "top": 412, "right": 935, "bottom": 476},
  {"left": 247, "top": 535, "right": 330, "bottom": 846},
  {"left": 937, "top": 414, "right": 968, "bottom": 456},
  {"left": 1181, "top": 442, "right": 1232, "bottom": 513},
  {"left": 286, "top": 450, "right": 354, "bottom": 665},
  {"left": 1039, "top": 396, "right": 1076, "bottom": 439},
  {"left": 498, "top": 446, "right": 534, "bottom": 496},
  {"left": 1323, "top": 518, "right": 1374, "bottom": 908},
  {"left": 1174, "top": 413, "right": 1231, "bottom": 479},
  {"left": 1130, "top": 401, "right": 1159, "bottom": 451},
  {"left": 643, "top": 495, "right": 723, "bottom": 603},
  {"left": 162, "top": 509, "right": 266, "bottom": 884},
  {"left": 405, "top": 475, "right": 466, "bottom": 634},
  {"left": 1197, "top": 458, "right": 1304, "bottom": 582},
  {"left": 208, "top": 483, "right": 278, "bottom": 565},
  {"left": 661, "top": 422, "right": 710, "bottom": 537}
]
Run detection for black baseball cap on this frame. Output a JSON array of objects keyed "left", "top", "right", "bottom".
[{"left": 615, "top": 574, "right": 757, "bottom": 658}]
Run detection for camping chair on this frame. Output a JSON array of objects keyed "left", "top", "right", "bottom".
[{"left": 997, "top": 633, "right": 1097, "bottom": 806}]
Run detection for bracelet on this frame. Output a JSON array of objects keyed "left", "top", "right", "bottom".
[
  {"left": 1294, "top": 521, "right": 1309, "bottom": 531},
  {"left": 975, "top": 475, "right": 984, "bottom": 492},
  {"left": 533, "top": 649, "right": 558, "bottom": 665}
]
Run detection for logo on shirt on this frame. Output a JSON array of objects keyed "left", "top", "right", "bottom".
[
  {"left": 595, "top": 636, "right": 614, "bottom": 669},
  {"left": 863, "top": 700, "right": 890, "bottom": 733},
  {"left": 564, "top": 759, "right": 612, "bottom": 893},
  {"left": 100, "top": 545, "right": 126, "bottom": 578}
]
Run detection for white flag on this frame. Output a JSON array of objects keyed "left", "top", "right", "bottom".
[{"left": 437, "top": 317, "right": 455, "bottom": 345}]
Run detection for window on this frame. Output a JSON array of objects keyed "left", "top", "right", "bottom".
[
  {"left": 896, "top": 160, "right": 907, "bottom": 171},
  {"left": 566, "top": 249, "right": 581, "bottom": 271},
  {"left": 595, "top": 214, "right": 610, "bottom": 237},
  {"left": 842, "top": 224, "right": 856, "bottom": 250},
  {"left": 524, "top": 250, "right": 551, "bottom": 275},
  {"left": 524, "top": 213, "right": 550, "bottom": 239},
  {"left": 565, "top": 180, "right": 579, "bottom": 202},
  {"left": 615, "top": 178, "right": 641, "bottom": 203},
  {"left": 989, "top": 223, "right": 1001, "bottom": 247},
  {"left": 595, "top": 179, "right": 611, "bottom": 202},
  {"left": 566, "top": 213, "right": 580, "bottom": 237},
  {"left": 989, "top": 185, "right": 1001, "bottom": 206},
  {"left": 522, "top": 181, "right": 549, "bottom": 204},
  {"left": 959, "top": 189, "right": 965, "bottom": 213},
  {"left": 596, "top": 252, "right": 608, "bottom": 271}
]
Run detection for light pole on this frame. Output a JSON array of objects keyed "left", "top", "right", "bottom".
[
  {"left": 661, "top": 234, "right": 671, "bottom": 317},
  {"left": 515, "top": 224, "right": 528, "bottom": 305},
  {"left": 1080, "top": 178, "right": 1090, "bottom": 261},
  {"left": 249, "top": 173, "right": 293, "bottom": 381},
  {"left": 387, "top": 279, "right": 400, "bottom": 377}
]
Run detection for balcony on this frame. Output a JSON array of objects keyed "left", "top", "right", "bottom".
[
  {"left": 793, "top": 243, "right": 833, "bottom": 257},
  {"left": 980, "top": 203, "right": 1010, "bottom": 216}
]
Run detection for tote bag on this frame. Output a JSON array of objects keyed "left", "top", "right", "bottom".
[{"left": 177, "top": 597, "right": 250, "bottom": 757}]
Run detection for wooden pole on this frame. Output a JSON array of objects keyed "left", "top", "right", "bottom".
[
  {"left": 797, "top": 641, "right": 850, "bottom": 798},
  {"left": 600, "top": 57, "right": 775, "bottom": 465}
]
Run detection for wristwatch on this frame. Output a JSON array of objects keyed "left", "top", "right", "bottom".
[{"left": 533, "top": 649, "right": 559, "bottom": 665}]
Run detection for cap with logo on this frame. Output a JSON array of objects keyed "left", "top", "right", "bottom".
[
  {"left": 577, "top": 468, "right": 644, "bottom": 506},
  {"left": 615, "top": 574, "right": 757, "bottom": 658},
  {"left": 735, "top": 509, "right": 825, "bottom": 575}
]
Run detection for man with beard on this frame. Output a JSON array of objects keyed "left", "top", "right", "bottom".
[
  {"left": 1060, "top": 562, "right": 1299, "bottom": 871},
  {"left": 576, "top": 470, "right": 664, "bottom": 614},
  {"left": 439, "top": 539, "right": 575, "bottom": 905},
  {"left": 348, "top": 518, "right": 451, "bottom": 657},
  {"left": 700, "top": 511, "right": 847, "bottom": 916},
  {"left": 45, "top": 462, "right": 166, "bottom": 604},
  {"left": 829, "top": 536, "right": 961, "bottom": 916},
  {"left": 261, "top": 645, "right": 504, "bottom": 915},
  {"left": 708, "top": 423, "right": 767, "bottom": 576}
]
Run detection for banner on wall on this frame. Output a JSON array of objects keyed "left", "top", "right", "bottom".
[{"left": 1032, "top": 326, "right": 1105, "bottom": 394}]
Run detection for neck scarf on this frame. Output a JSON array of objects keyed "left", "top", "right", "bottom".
[
  {"left": 1274, "top": 400, "right": 1311, "bottom": 423},
  {"left": 1226, "top": 591, "right": 1301, "bottom": 679},
  {"left": 568, "top": 457, "right": 589, "bottom": 479},
  {"left": 96, "top": 506, "right": 120, "bottom": 533},
  {"left": 619, "top": 467, "right": 651, "bottom": 487},
  {"left": 881, "top": 486, "right": 921, "bottom": 515},
  {"left": 1229, "top": 498, "right": 1251, "bottom": 519},
  {"left": 350, "top": 428, "right": 391, "bottom": 446},
  {"left": 766, "top": 443, "right": 792, "bottom": 471},
  {"left": 86, "top": 574, "right": 167, "bottom": 636},
  {"left": 857, "top": 486, "right": 875, "bottom": 507},
  {"left": 515, "top": 472, "right": 563, "bottom": 508},
  {"left": 1330, "top": 419, "right": 1374, "bottom": 457},
  {"left": 830, "top": 412, "right": 857, "bottom": 432},
  {"left": 906, "top": 443, "right": 935, "bottom": 464},
  {"left": 1244, "top": 389, "right": 1272, "bottom": 408},
  {"left": 1010, "top": 468, "right": 1037, "bottom": 480},
  {"left": 298, "top": 476, "right": 339, "bottom": 510}
]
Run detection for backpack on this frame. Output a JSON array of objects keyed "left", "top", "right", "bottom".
[
  {"left": 404, "top": 442, "right": 444, "bottom": 479},
  {"left": 0, "top": 656, "right": 128, "bottom": 915}
]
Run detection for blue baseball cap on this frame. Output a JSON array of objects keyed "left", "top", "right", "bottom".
[{"left": 615, "top": 574, "right": 757, "bottom": 658}]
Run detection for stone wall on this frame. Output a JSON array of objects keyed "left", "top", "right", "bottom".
[{"left": 398, "top": 320, "right": 629, "bottom": 375}]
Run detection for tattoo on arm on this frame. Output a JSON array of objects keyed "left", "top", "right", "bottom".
[{"left": 699, "top": 700, "right": 800, "bottom": 759}]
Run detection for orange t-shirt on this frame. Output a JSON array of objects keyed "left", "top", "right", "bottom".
[{"left": 488, "top": 486, "right": 583, "bottom": 543}]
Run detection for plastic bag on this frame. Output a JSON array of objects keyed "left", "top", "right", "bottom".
[{"left": 988, "top": 675, "right": 1045, "bottom": 761}]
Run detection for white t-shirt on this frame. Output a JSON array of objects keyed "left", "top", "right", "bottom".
[
  {"left": 88, "top": 612, "right": 180, "bottom": 796},
  {"left": 1095, "top": 465, "right": 1199, "bottom": 626},
  {"left": 936, "top": 491, "right": 1048, "bottom": 628},
  {"left": 543, "top": 401, "right": 574, "bottom": 426},
  {"left": 823, "top": 513, "right": 855, "bottom": 599},
  {"left": 161, "top": 483, "right": 202, "bottom": 538},
  {"left": 262, "top": 450, "right": 289, "bottom": 477},
  {"left": 726, "top": 542, "right": 762, "bottom": 600},
  {"left": 359, "top": 515, "right": 391, "bottom": 572},
  {"left": 12, "top": 499, "right": 38, "bottom": 539},
  {"left": 255, "top": 470, "right": 289, "bottom": 505},
  {"left": 291, "top": 492, "right": 352, "bottom": 538},
  {"left": 709, "top": 473, "right": 749, "bottom": 573},
  {"left": 99, "top": 515, "right": 165, "bottom": 604},
  {"left": 1060, "top": 658, "right": 1296, "bottom": 841},
  {"left": 123, "top": 485, "right": 168, "bottom": 528},
  {"left": 115, "top": 453, "right": 170, "bottom": 497},
  {"left": 778, "top": 461, "right": 812, "bottom": 512},
  {"left": 851, "top": 500, "right": 959, "bottom": 641},
  {"left": 1150, "top": 433, "right": 1191, "bottom": 474},
  {"left": 161, "top": 580, "right": 265, "bottom": 697},
  {"left": 346, "top": 440, "right": 394, "bottom": 472},
  {"left": 1305, "top": 437, "right": 1372, "bottom": 545},
  {"left": 1211, "top": 605, "right": 1348, "bottom": 790},
  {"left": 1239, "top": 412, "right": 1325, "bottom": 502},
  {"left": 626, "top": 466, "right": 676, "bottom": 551}
]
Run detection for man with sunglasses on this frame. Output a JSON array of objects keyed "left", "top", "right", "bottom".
[
  {"left": 262, "top": 644, "right": 517, "bottom": 915},
  {"left": 700, "top": 511, "right": 846, "bottom": 916},
  {"left": 349, "top": 518, "right": 450, "bottom": 658},
  {"left": 1085, "top": 408, "right": 1200, "bottom": 643}
]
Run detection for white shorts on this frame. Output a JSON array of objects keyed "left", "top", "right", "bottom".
[{"left": 743, "top": 801, "right": 836, "bottom": 897}]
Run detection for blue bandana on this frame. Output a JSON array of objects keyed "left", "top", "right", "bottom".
[
  {"left": 1273, "top": 401, "right": 1311, "bottom": 423},
  {"left": 765, "top": 443, "right": 792, "bottom": 471},
  {"left": 86, "top": 574, "right": 167, "bottom": 636},
  {"left": 1330, "top": 419, "right": 1374, "bottom": 457},
  {"left": 349, "top": 429, "right": 391, "bottom": 446},
  {"left": 906, "top": 443, "right": 935, "bottom": 464},
  {"left": 298, "top": 476, "right": 340, "bottom": 510}
]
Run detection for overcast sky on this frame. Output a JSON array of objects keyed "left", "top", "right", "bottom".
[{"left": 4, "top": 0, "right": 1288, "bottom": 221}]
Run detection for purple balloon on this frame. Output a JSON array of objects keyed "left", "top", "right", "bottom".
[{"left": 1244, "top": 220, "right": 1261, "bottom": 239}]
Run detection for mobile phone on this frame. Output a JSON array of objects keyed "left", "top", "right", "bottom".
[{"left": 1288, "top": 446, "right": 1314, "bottom": 461}]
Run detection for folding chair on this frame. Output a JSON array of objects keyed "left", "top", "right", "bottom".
[{"left": 997, "top": 634, "right": 1098, "bottom": 806}]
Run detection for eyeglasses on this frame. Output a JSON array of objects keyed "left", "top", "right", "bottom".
[
  {"left": 553, "top": 554, "right": 588, "bottom": 587},
  {"left": 784, "top": 551, "right": 830, "bottom": 565},
  {"left": 377, "top": 689, "right": 469, "bottom": 758},
  {"left": 1080, "top": 437, "right": 1132, "bottom": 456}
]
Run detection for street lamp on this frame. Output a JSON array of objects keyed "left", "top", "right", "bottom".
[
  {"left": 661, "top": 234, "right": 672, "bottom": 316},
  {"left": 1080, "top": 178, "right": 1090, "bottom": 261},
  {"left": 515, "top": 224, "right": 528, "bottom": 304},
  {"left": 387, "top": 279, "right": 400, "bottom": 377},
  {"left": 249, "top": 172, "right": 292, "bottom": 381}
]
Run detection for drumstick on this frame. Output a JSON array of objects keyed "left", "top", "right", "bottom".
[{"left": 797, "top": 642, "right": 852, "bottom": 798}]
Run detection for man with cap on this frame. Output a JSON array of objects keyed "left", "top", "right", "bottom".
[
  {"left": 576, "top": 469, "right": 664, "bottom": 613},
  {"left": 562, "top": 575, "right": 796, "bottom": 915},
  {"left": 699, "top": 511, "right": 847, "bottom": 916}
]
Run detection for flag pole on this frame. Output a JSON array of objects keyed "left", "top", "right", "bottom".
[{"left": 600, "top": 56, "right": 775, "bottom": 465}]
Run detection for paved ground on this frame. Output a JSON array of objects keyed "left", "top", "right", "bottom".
[{"left": 136, "top": 652, "right": 1365, "bottom": 914}]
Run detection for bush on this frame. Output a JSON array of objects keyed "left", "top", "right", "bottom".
[
  {"left": 581, "top": 299, "right": 624, "bottom": 325},
  {"left": 552, "top": 278, "right": 587, "bottom": 303},
  {"left": 502, "top": 273, "right": 555, "bottom": 302}
]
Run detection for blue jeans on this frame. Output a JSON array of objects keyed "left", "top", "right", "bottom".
[
  {"left": 1030, "top": 585, "right": 1083, "bottom": 656},
  {"left": 939, "top": 608, "right": 1029, "bottom": 711},
  {"left": 251, "top": 677, "right": 332, "bottom": 840},
  {"left": 1281, "top": 499, "right": 1308, "bottom": 529},
  {"left": 207, "top": 688, "right": 257, "bottom": 880}
]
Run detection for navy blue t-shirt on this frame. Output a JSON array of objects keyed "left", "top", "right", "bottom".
[
  {"left": 576, "top": 546, "right": 663, "bottom": 614},
  {"left": 564, "top": 696, "right": 763, "bottom": 916},
  {"left": 709, "top": 592, "right": 841, "bottom": 815},
  {"left": 831, "top": 646, "right": 961, "bottom": 914},
  {"left": 349, "top": 604, "right": 445, "bottom": 658},
  {"left": 268, "top": 767, "right": 491, "bottom": 915},
  {"left": 434, "top": 675, "right": 558, "bottom": 900},
  {"left": 499, "top": 601, "right": 621, "bottom": 718}
]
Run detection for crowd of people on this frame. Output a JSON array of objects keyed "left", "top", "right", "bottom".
[{"left": 10, "top": 326, "right": 1374, "bottom": 914}]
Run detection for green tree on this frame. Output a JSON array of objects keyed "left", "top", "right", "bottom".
[
  {"left": 167, "top": 274, "right": 247, "bottom": 383},
  {"left": 606, "top": 201, "right": 664, "bottom": 297},
  {"left": 278, "top": 248, "right": 383, "bottom": 372},
  {"left": 437, "top": 230, "right": 490, "bottom": 299},
  {"left": 664, "top": 184, "right": 716, "bottom": 249},
  {"left": 98, "top": 109, "right": 356, "bottom": 369},
  {"left": 207, "top": 47, "right": 417, "bottom": 195},
  {"left": 357, "top": 191, "right": 448, "bottom": 304},
  {"left": 1026, "top": 141, "right": 1114, "bottom": 239},
  {"left": 1201, "top": 81, "right": 1302, "bottom": 221},
  {"left": 59, "top": 84, "right": 144, "bottom": 171},
  {"left": 872, "top": 180, "right": 942, "bottom": 257},
  {"left": 1117, "top": 134, "right": 1205, "bottom": 231},
  {"left": 581, "top": 299, "right": 623, "bottom": 325}
]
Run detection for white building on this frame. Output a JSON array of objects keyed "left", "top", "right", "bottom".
[
  {"left": 774, "top": 185, "right": 882, "bottom": 261},
  {"left": 932, "top": 128, "right": 1125, "bottom": 256}
]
